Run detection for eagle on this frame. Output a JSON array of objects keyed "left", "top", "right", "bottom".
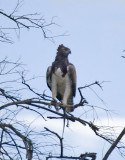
[{"left": 46, "top": 44, "right": 76, "bottom": 112}]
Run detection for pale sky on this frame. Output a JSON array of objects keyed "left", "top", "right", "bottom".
[{"left": 0, "top": 0, "right": 125, "bottom": 160}]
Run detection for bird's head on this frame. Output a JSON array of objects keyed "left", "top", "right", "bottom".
[{"left": 57, "top": 44, "right": 71, "bottom": 57}]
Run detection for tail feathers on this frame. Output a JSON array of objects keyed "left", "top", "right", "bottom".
[
  {"left": 67, "top": 96, "right": 73, "bottom": 105},
  {"left": 66, "top": 97, "right": 74, "bottom": 112}
]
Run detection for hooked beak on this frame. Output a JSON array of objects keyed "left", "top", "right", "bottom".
[{"left": 69, "top": 51, "right": 71, "bottom": 54}]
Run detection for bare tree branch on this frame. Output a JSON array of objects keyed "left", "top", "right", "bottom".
[
  {"left": 0, "top": 1, "right": 67, "bottom": 43},
  {"left": 0, "top": 123, "right": 33, "bottom": 160},
  {"left": 0, "top": 58, "right": 125, "bottom": 159},
  {"left": 103, "top": 128, "right": 125, "bottom": 160}
]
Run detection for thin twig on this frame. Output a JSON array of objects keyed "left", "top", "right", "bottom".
[{"left": 44, "top": 127, "right": 63, "bottom": 157}]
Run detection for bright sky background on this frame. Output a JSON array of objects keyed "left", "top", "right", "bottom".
[{"left": 0, "top": 0, "right": 125, "bottom": 160}]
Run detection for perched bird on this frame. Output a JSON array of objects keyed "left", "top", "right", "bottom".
[{"left": 46, "top": 44, "right": 76, "bottom": 112}]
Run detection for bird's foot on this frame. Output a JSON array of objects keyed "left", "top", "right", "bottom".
[{"left": 51, "top": 99, "right": 60, "bottom": 112}]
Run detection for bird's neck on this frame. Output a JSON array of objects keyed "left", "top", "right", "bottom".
[{"left": 55, "top": 54, "right": 69, "bottom": 63}]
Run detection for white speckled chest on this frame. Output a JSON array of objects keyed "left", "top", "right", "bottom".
[{"left": 51, "top": 67, "right": 71, "bottom": 104}]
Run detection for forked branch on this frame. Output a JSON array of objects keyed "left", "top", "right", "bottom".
[{"left": 0, "top": 123, "right": 33, "bottom": 160}]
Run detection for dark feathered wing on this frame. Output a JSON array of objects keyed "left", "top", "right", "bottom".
[
  {"left": 46, "top": 66, "right": 52, "bottom": 91},
  {"left": 68, "top": 63, "right": 76, "bottom": 97}
]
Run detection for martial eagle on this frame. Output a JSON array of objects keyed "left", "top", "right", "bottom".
[{"left": 46, "top": 44, "right": 76, "bottom": 112}]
